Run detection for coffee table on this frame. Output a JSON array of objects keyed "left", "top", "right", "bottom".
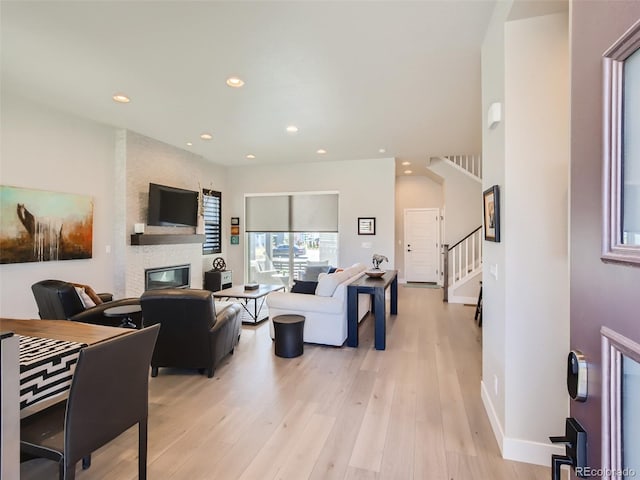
[{"left": 212, "top": 284, "right": 285, "bottom": 324}]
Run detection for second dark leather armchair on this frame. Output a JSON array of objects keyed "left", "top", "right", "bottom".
[
  {"left": 31, "top": 279, "right": 141, "bottom": 327},
  {"left": 140, "top": 288, "right": 242, "bottom": 378}
]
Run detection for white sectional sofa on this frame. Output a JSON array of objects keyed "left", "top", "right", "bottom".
[{"left": 266, "top": 263, "right": 371, "bottom": 346}]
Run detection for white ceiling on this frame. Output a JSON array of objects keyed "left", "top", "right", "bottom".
[{"left": 1, "top": 1, "right": 497, "bottom": 176}]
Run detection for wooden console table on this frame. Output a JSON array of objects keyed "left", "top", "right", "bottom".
[{"left": 346, "top": 270, "right": 398, "bottom": 350}]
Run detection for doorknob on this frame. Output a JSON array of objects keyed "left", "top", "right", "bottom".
[{"left": 549, "top": 417, "right": 587, "bottom": 479}]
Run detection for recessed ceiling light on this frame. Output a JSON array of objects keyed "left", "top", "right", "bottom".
[
  {"left": 379, "top": 148, "right": 386, "bottom": 153},
  {"left": 186, "top": 142, "right": 193, "bottom": 146},
  {"left": 317, "top": 149, "right": 327, "bottom": 154},
  {"left": 200, "top": 133, "right": 213, "bottom": 140},
  {"left": 286, "top": 125, "right": 298, "bottom": 133},
  {"left": 402, "top": 161, "right": 411, "bottom": 166},
  {"left": 226, "top": 76, "right": 244, "bottom": 88},
  {"left": 246, "top": 154, "right": 256, "bottom": 159},
  {"left": 112, "top": 93, "right": 130, "bottom": 103},
  {"left": 404, "top": 170, "right": 413, "bottom": 175}
]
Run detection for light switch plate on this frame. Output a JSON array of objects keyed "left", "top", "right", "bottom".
[{"left": 490, "top": 264, "right": 498, "bottom": 279}]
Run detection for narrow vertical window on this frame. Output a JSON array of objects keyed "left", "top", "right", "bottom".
[{"left": 202, "top": 189, "right": 221, "bottom": 255}]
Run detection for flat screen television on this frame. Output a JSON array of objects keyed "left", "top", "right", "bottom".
[{"left": 147, "top": 183, "right": 198, "bottom": 227}]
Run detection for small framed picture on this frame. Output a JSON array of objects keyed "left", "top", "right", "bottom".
[
  {"left": 231, "top": 226, "right": 240, "bottom": 235},
  {"left": 483, "top": 185, "right": 500, "bottom": 242},
  {"left": 358, "top": 217, "right": 376, "bottom": 235},
  {"left": 230, "top": 235, "right": 240, "bottom": 245},
  {"left": 231, "top": 217, "right": 240, "bottom": 226}
]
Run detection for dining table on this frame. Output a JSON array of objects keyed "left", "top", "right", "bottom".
[
  {"left": 0, "top": 318, "right": 133, "bottom": 478},
  {"left": 1, "top": 318, "right": 133, "bottom": 416}
]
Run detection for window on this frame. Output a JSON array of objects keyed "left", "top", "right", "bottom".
[
  {"left": 245, "top": 192, "right": 339, "bottom": 286},
  {"left": 602, "top": 18, "right": 640, "bottom": 265},
  {"left": 202, "top": 189, "right": 221, "bottom": 255}
]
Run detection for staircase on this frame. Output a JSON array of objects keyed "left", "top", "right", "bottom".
[
  {"left": 430, "top": 154, "right": 482, "bottom": 182},
  {"left": 443, "top": 226, "right": 483, "bottom": 304},
  {"left": 425, "top": 153, "right": 483, "bottom": 304}
]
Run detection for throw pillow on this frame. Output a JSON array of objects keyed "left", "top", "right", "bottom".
[
  {"left": 291, "top": 280, "right": 318, "bottom": 294},
  {"left": 71, "top": 283, "right": 103, "bottom": 305},
  {"left": 74, "top": 286, "right": 96, "bottom": 309}
]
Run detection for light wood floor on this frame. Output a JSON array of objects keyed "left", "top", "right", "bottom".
[{"left": 21, "top": 287, "right": 551, "bottom": 479}]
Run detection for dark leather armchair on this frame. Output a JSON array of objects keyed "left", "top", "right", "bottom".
[
  {"left": 31, "top": 279, "right": 141, "bottom": 327},
  {"left": 140, "top": 288, "right": 242, "bottom": 378}
]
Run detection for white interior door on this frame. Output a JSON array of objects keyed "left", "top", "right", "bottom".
[{"left": 404, "top": 208, "right": 439, "bottom": 283}]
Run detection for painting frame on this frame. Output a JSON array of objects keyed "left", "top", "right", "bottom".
[
  {"left": 358, "top": 217, "right": 376, "bottom": 235},
  {"left": 483, "top": 185, "right": 500, "bottom": 242},
  {"left": 231, "top": 217, "right": 240, "bottom": 226},
  {"left": 0, "top": 185, "right": 94, "bottom": 264}
]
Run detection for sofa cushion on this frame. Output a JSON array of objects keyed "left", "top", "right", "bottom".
[
  {"left": 291, "top": 280, "right": 318, "bottom": 294},
  {"left": 316, "top": 270, "right": 351, "bottom": 297},
  {"left": 267, "top": 291, "right": 343, "bottom": 314}
]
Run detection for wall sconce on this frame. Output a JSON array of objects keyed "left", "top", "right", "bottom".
[{"left": 488, "top": 102, "right": 502, "bottom": 129}]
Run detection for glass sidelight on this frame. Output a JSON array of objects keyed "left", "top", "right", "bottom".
[
  {"left": 602, "top": 18, "right": 640, "bottom": 265},
  {"left": 602, "top": 327, "right": 640, "bottom": 479},
  {"left": 622, "top": 356, "right": 640, "bottom": 473}
]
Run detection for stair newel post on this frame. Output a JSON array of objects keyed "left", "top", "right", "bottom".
[{"left": 443, "top": 244, "right": 449, "bottom": 303}]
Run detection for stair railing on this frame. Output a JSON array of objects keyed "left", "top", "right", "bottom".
[
  {"left": 443, "top": 154, "right": 482, "bottom": 179},
  {"left": 443, "top": 225, "right": 482, "bottom": 302}
]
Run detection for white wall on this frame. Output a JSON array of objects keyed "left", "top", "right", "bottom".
[
  {"left": 427, "top": 160, "right": 483, "bottom": 245},
  {"left": 0, "top": 94, "right": 232, "bottom": 315},
  {"left": 481, "top": 6, "right": 570, "bottom": 466},
  {"left": 0, "top": 93, "right": 118, "bottom": 318},
  {"left": 394, "top": 175, "right": 443, "bottom": 281},
  {"left": 480, "top": 0, "right": 510, "bottom": 446},
  {"left": 504, "top": 13, "right": 569, "bottom": 450},
  {"left": 226, "top": 158, "right": 396, "bottom": 282}
]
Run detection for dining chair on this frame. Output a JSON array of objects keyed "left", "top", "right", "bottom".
[{"left": 20, "top": 324, "right": 160, "bottom": 480}]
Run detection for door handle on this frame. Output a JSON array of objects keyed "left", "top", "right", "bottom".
[{"left": 549, "top": 418, "right": 587, "bottom": 479}]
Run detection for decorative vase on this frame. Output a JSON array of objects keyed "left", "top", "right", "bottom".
[{"left": 196, "top": 216, "right": 205, "bottom": 235}]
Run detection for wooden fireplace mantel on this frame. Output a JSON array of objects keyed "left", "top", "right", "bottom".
[{"left": 130, "top": 234, "right": 205, "bottom": 246}]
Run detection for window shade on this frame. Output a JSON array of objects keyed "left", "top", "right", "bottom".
[
  {"left": 245, "top": 195, "right": 290, "bottom": 232},
  {"left": 291, "top": 193, "right": 338, "bottom": 232},
  {"left": 245, "top": 193, "right": 338, "bottom": 232}
]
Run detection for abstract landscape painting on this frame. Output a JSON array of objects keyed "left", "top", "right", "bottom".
[{"left": 0, "top": 186, "right": 93, "bottom": 264}]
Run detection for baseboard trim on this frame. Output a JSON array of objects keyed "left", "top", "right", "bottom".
[
  {"left": 480, "top": 381, "right": 564, "bottom": 467},
  {"left": 481, "top": 380, "right": 504, "bottom": 452},
  {"left": 448, "top": 294, "right": 476, "bottom": 304}
]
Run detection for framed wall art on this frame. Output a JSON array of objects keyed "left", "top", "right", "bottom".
[
  {"left": 0, "top": 185, "right": 94, "bottom": 264},
  {"left": 483, "top": 185, "right": 500, "bottom": 242},
  {"left": 358, "top": 217, "right": 376, "bottom": 235}
]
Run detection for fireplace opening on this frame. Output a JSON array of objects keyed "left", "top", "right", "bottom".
[{"left": 145, "top": 264, "right": 191, "bottom": 290}]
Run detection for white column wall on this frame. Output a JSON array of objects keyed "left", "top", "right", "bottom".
[
  {"left": 481, "top": 6, "right": 570, "bottom": 466},
  {"left": 480, "top": 0, "right": 511, "bottom": 446}
]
